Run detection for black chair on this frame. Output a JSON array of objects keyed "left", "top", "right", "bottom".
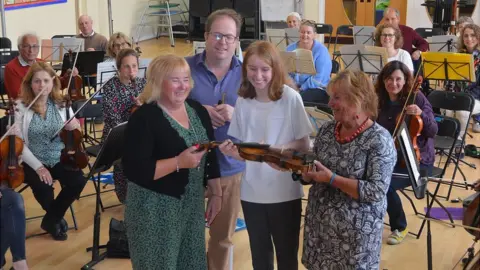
[
  {"left": 333, "top": 25, "right": 354, "bottom": 55},
  {"left": 415, "top": 28, "right": 444, "bottom": 39},
  {"left": 0, "top": 37, "right": 12, "bottom": 51},
  {"left": 395, "top": 114, "right": 460, "bottom": 238},
  {"left": 427, "top": 90, "right": 476, "bottom": 200},
  {"left": 82, "top": 122, "right": 127, "bottom": 269},
  {"left": 0, "top": 50, "right": 19, "bottom": 65},
  {"left": 72, "top": 99, "right": 103, "bottom": 146},
  {"left": 315, "top": 23, "right": 333, "bottom": 50}
]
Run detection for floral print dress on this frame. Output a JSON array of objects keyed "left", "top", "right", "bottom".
[{"left": 101, "top": 76, "right": 146, "bottom": 203}]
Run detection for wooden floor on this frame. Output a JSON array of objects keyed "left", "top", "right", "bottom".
[{"left": 3, "top": 37, "right": 480, "bottom": 270}]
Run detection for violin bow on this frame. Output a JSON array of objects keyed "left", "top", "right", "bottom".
[
  {"left": 392, "top": 56, "right": 425, "bottom": 139},
  {"left": 0, "top": 86, "right": 52, "bottom": 144},
  {"left": 63, "top": 43, "right": 81, "bottom": 96}
]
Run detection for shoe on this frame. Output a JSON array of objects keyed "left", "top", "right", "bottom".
[
  {"left": 387, "top": 228, "right": 408, "bottom": 245},
  {"left": 41, "top": 216, "right": 68, "bottom": 241},
  {"left": 473, "top": 122, "right": 480, "bottom": 133},
  {"left": 59, "top": 218, "right": 68, "bottom": 233}
]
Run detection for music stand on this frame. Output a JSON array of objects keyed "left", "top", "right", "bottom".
[
  {"left": 266, "top": 28, "right": 288, "bottom": 51},
  {"left": 421, "top": 51, "right": 475, "bottom": 82},
  {"left": 429, "top": 35, "right": 458, "bottom": 52},
  {"left": 279, "top": 49, "right": 316, "bottom": 75},
  {"left": 82, "top": 122, "right": 127, "bottom": 270},
  {"left": 336, "top": 44, "right": 388, "bottom": 75},
  {"left": 284, "top": 28, "right": 300, "bottom": 45},
  {"left": 353, "top": 26, "right": 375, "bottom": 46}
]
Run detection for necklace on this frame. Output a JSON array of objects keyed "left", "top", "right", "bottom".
[{"left": 334, "top": 118, "right": 369, "bottom": 144}]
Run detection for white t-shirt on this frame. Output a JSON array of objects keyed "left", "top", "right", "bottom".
[
  {"left": 388, "top": 48, "right": 414, "bottom": 72},
  {"left": 228, "top": 85, "right": 314, "bottom": 203}
]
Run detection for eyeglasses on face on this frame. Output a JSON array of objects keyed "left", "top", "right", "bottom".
[
  {"left": 21, "top": 44, "right": 40, "bottom": 50},
  {"left": 113, "top": 42, "right": 128, "bottom": 49},
  {"left": 208, "top": 32, "right": 237, "bottom": 44}
]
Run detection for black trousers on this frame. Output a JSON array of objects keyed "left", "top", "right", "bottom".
[
  {"left": 24, "top": 163, "right": 87, "bottom": 223},
  {"left": 241, "top": 199, "right": 302, "bottom": 270}
]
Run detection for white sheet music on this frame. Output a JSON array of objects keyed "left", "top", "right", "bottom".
[
  {"left": 50, "top": 38, "right": 84, "bottom": 62},
  {"left": 339, "top": 45, "right": 388, "bottom": 74},
  {"left": 430, "top": 35, "right": 458, "bottom": 52},
  {"left": 353, "top": 26, "right": 375, "bottom": 46},
  {"left": 266, "top": 29, "right": 287, "bottom": 51},
  {"left": 400, "top": 128, "right": 420, "bottom": 185},
  {"left": 96, "top": 59, "right": 152, "bottom": 90}
]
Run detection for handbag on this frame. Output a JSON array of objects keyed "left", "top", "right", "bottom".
[{"left": 106, "top": 218, "right": 130, "bottom": 258}]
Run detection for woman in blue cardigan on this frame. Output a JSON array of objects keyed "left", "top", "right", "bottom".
[{"left": 286, "top": 20, "right": 332, "bottom": 103}]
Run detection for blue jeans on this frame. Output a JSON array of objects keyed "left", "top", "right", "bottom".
[
  {"left": 387, "top": 164, "right": 433, "bottom": 232},
  {"left": 0, "top": 188, "right": 26, "bottom": 265}
]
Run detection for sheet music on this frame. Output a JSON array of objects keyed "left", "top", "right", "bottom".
[
  {"left": 266, "top": 29, "right": 287, "bottom": 51},
  {"left": 279, "top": 49, "right": 316, "bottom": 74},
  {"left": 193, "top": 41, "right": 206, "bottom": 54},
  {"left": 96, "top": 58, "right": 152, "bottom": 90},
  {"left": 400, "top": 128, "right": 420, "bottom": 184},
  {"left": 339, "top": 45, "right": 388, "bottom": 74}
]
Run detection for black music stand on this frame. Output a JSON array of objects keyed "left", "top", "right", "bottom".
[
  {"left": 334, "top": 44, "right": 387, "bottom": 75},
  {"left": 353, "top": 26, "right": 375, "bottom": 46},
  {"left": 429, "top": 35, "right": 458, "bottom": 53},
  {"left": 62, "top": 51, "right": 105, "bottom": 95},
  {"left": 82, "top": 122, "right": 127, "bottom": 270}
]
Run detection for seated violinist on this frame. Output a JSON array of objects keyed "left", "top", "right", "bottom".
[
  {"left": 101, "top": 48, "right": 145, "bottom": 203},
  {"left": 376, "top": 61, "right": 437, "bottom": 245},
  {"left": 4, "top": 33, "right": 78, "bottom": 100},
  {"left": 14, "top": 62, "right": 87, "bottom": 241}
]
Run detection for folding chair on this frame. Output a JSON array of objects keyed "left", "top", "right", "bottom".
[
  {"left": 0, "top": 37, "right": 12, "bottom": 52},
  {"left": 415, "top": 28, "right": 444, "bottom": 39},
  {"left": 394, "top": 114, "right": 460, "bottom": 238},
  {"left": 427, "top": 90, "right": 476, "bottom": 200},
  {"left": 315, "top": 23, "right": 333, "bottom": 50}
]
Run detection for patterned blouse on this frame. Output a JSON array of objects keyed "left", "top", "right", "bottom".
[
  {"left": 302, "top": 121, "right": 396, "bottom": 270},
  {"left": 27, "top": 99, "right": 65, "bottom": 167},
  {"left": 101, "top": 76, "right": 146, "bottom": 139}
]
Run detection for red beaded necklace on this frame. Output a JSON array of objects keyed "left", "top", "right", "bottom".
[{"left": 334, "top": 118, "right": 370, "bottom": 144}]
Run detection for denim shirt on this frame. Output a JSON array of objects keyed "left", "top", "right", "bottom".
[{"left": 186, "top": 52, "right": 246, "bottom": 177}]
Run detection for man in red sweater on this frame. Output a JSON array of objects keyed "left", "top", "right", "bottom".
[
  {"left": 4, "top": 33, "right": 76, "bottom": 99},
  {"left": 383, "top": 7, "right": 429, "bottom": 64}
]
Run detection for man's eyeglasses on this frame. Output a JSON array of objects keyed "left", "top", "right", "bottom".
[
  {"left": 113, "top": 42, "right": 128, "bottom": 49},
  {"left": 381, "top": 34, "right": 395, "bottom": 38},
  {"left": 208, "top": 32, "right": 237, "bottom": 44},
  {"left": 20, "top": 44, "right": 40, "bottom": 50}
]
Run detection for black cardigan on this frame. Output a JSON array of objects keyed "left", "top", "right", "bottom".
[{"left": 122, "top": 99, "right": 220, "bottom": 198}]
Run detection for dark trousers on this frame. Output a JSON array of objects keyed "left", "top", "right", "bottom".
[
  {"left": 300, "top": 88, "right": 330, "bottom": 105},
  {"left": 24, "top": 163, "right": 87, "bottom": 223},
  {"left": 387, "top": 164, "right": 433, "bottom": 231},
  {"left": 241, "top": 199, "right": 301, "bottom": 270},
  {"left": 0, "top": 188, "right": 26, "bottom": 265}
]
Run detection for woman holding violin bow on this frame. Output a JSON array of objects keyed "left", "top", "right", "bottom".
[
  {"left": 376, "top": 61, "right": 438, "bottom": 245},
  {"left": 13, "top": 62, "right": 87, "bottom": 241},
  {"left": 101, "top": 48, "right": 145, "bottom": 203}
]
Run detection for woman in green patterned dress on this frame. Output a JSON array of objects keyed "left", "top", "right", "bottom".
[{"left": 122, "top": 54, "right": 222, "bottom": 270}]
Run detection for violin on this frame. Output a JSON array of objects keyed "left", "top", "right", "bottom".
[
  {"left": 66, "top": 50, "right": 85, "bottom": 101},
  {"left": 393, "top": 76, "right": 424, "bottom": 162},
  {"left": 197, "top": 141, "right": 315, "bottom": 174},
  {"left": 0, "top": 100, "right": 24, "bottom": 189},
  {"left": 59, "top": 96, "right": 89, "bottom": 170},
  {"left": 463, "top": 191, "right": 480, "bottom": 239}
]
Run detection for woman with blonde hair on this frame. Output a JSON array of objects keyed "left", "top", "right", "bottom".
[
  {"left": 300, "top": 69, "right": 396, "bottom": 269},
  {"left": 105, "top": 32, "right": 132, "bottom": 61},
  {"left": 122, "top": 54, "right": 222, "bottom": 269},
  {"left": 15, "top": 62, "right": 85, "bottom": 241}
]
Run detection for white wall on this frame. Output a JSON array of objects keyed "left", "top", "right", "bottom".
[
  {"left": 406, "top": 0, "right": 432, "bottom": 28},
  {"left": 0, "top": 0, "right": 76, "bottom": 49}
]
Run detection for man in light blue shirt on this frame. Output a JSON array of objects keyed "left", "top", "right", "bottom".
[{"left": 186, "top": 8, "right": 245, "bottom": 270}]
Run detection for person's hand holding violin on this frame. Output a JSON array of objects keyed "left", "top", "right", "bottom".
[
  {"left": 5, "top": 124, "right": 21, "bottom": 137},
  {"left": 64, "top": 118, "right": 81, "bottom": 131},
  {"left": 204, "top": 105, "right": 225, "bottom": 128},
  {"left": 406, "top": 104, "right": 422, "bottom": 116},
  {"left": 177, "top": 145, "right": 207, "bottom": 169},
  {"left": 302, "top": 160, "right": 334, "bottom": 184},
  {"left": 218, "top": 139, "right": 244, "bottom": 161}
]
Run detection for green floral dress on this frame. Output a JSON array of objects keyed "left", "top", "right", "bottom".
[{"left": 125, "top": 103, "right": 209, "bottom": 270}]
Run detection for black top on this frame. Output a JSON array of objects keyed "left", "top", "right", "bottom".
[{"left": 122, "top": 99, "right": 220, "bottom": 198}]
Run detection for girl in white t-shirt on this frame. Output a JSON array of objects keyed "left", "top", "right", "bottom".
[
  {"left": 374, "top": 23, "right": 414, "bottom": 72},
  {"left": 219, "top": 41, "right": 313, "bottom": 269}
]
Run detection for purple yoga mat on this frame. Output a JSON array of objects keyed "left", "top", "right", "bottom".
[{"left": 423, "top": 207, "right": 464, "bottom": 220}]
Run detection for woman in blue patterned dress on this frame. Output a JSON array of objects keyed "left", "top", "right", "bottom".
[
  {"left": 300, "top": 69, "right": 397, "bottom": 269},
  {"left": 101, "top": 48, "right": 146, "bottom": 203}
]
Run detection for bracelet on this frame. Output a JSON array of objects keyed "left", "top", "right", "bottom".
[
  {"left": 329, "top": 172, "right": 336, "bottom": 185},
  {"left": 175, "top": 156, "right": 179, "bottom": 172}
]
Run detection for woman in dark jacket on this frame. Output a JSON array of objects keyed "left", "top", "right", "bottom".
[
  {"left": 376, "top": 60, "right": 438, "bottom": 245},
  {"left": 122, "top": 54, "right": 222, "bottom": 270}
]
